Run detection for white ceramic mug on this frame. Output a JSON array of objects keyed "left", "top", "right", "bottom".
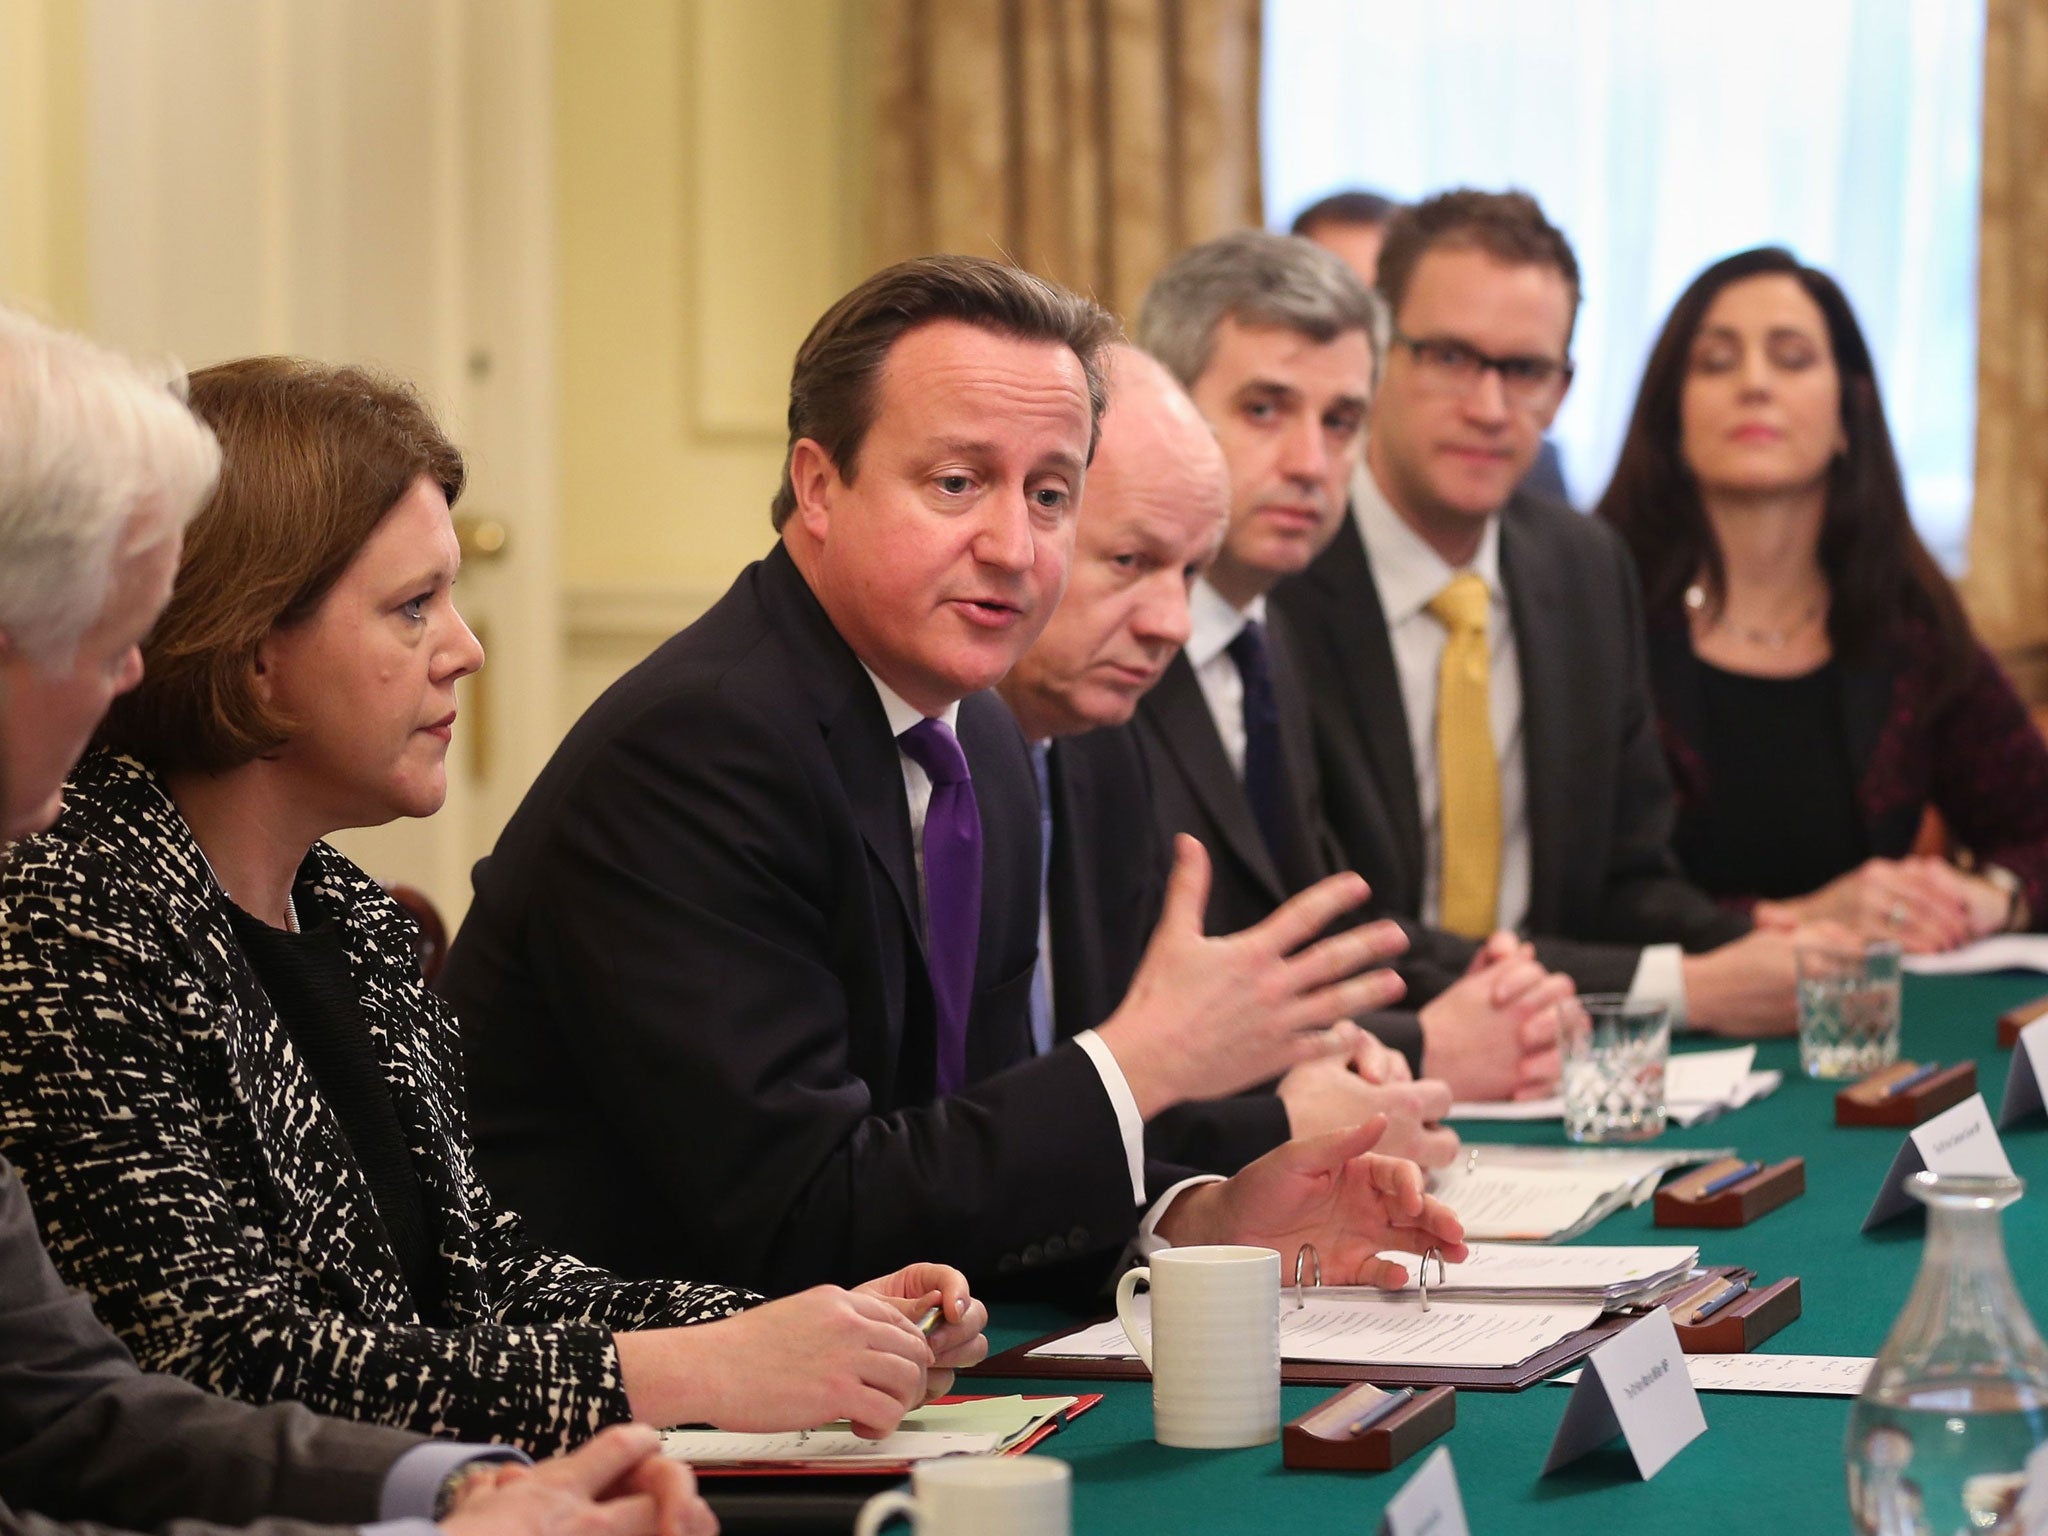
[
  {"left": 1113, "top": 1244, "right": 1281, "bottom": 1448},
  {"left": 853, "top": 1455, "right": 1070, "bottom": 1536}
]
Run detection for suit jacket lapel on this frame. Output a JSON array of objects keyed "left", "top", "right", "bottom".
[
  {"left": 1265, "top": 614, "right": 1338, "bottom": 888},
  {"left": 1142, "top": 653, "right": 1288, "bottom": 904},
  {"left": 1045, "top": 739, "right": 1101, "bottom": 1038},
  {"left": 1501, "top": 497, "right": 1573, "bottom": 930},
  {"left": 1300, "top": 519, "right": 1426, "bottom": 892},
  {"left": 759, "top": 548, "right": 925, "bottom": 953}
]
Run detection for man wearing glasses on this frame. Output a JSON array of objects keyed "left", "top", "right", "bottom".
[
  {"left": 1129, "top": 230, "right": 1571, "bottom": 1102},
  {"left": 1274, "top": 188, "right": 1815, "bottom": 1037}
]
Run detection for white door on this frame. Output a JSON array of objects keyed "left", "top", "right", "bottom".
[{"left": 71, "top": 0, "right": 559, "bottom": 922}]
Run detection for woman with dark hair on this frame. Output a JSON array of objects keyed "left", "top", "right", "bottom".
[
  {"left": 0, "top": 355, "right": 985, "bottom": 1457},
  {"left": 1597, "top": 246, "right": 2048, "bottom": 951}
]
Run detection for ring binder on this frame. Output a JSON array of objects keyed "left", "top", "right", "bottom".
[{"left": 1294, "top": 1243, "right": 1322, "bottom": 1310}]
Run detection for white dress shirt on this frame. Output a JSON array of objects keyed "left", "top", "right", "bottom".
[
  {"left": 1186, "top": 577, "right": 1265, "bottom": 781},
  {"left": 863, "top": 668, "right": 1148, "bottom": 1200},
  {"left": 1353, "top": 470, "right": 1530, "bottom": 934},
  {"left": 1350, "top": 466, "right": 1687, "bottom": 1018}
]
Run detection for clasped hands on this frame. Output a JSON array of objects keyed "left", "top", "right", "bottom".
[{"left": 1755, "top": 854, "right": 2011, "bottom": 955}]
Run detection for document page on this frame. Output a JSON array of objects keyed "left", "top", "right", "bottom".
[
  {"left": 1450, "top": 1047, "right": 1767, "bottom": 1126},
  {"left": 1427, "top": 1163, "right": 1627, "bottom": 1240},
  {"left": 1427, "top": 1146, "right": 1728, "bottom": 1242},
  {"left": 1555, "top": 1353, "right": 1874, "bottom": 1397},
  {"left": 659, "top": 1429, "right": 1000, "bottom": 1465},
  {"left": 659, "top": 1396, "right": 1071, "bottom": 1465},
  {"left": 1372, "top": 1243, "right": 1699, "bottom": 1297},
  {"left": 1902, "top": 935, "right": 2048, "bottom": 976},
  {"left": 1029, "top": 1294, "right": 1602, "bottom": 1369}
]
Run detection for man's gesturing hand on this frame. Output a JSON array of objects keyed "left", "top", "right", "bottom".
[
  {"left": 1153, "top": 1121, "right": 1468, "bottom": 1287},
  {"left": 1098, "top": 836, "right": 1409, "bottom": 1117}
]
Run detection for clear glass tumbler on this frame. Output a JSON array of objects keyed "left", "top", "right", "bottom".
[
  {"left": 1797, "top": 938, "right": 1903, "bottom": 1079},
  {"left": 1558, "top": 993, "right": 1668, "bottom": 1143}
]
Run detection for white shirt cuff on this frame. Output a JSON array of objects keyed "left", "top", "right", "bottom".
[
  {"left": 1626, "top": 943, "right": 1689, "bottom": 1027},
  {"left": 1074, "top": 1028, "right": 1147, "bottom": 1206},
  {"left": 1134, "top": 1174, "right": 1227, "bottom": 1257}
]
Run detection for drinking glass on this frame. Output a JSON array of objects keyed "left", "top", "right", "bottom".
[
  {"left": 1797, "top": 939, "right": 1902, "bottom": 1079},
  {"left": 1558, "top": 994, "right": 1669, "bottom": 1143}
]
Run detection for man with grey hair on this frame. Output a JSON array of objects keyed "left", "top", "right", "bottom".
[
  {"left": 0, "top": 304, "right": 716, "bottom": 1536},
  {"left": 0, "top": 308, "right": 218, "bottom": 840},
  {"left": 1134, "top": 231, "right": 1568, "bottom": 1102}
]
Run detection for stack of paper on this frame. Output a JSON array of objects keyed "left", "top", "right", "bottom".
[
  {"left": 1371, "top": 1243, "right": 1700, "bottom": 1308},
  {"left": 1449, "top": 1046, "right": 1779, "bottom": 1128},
  {"left": 1030, "top": 1294, "right": 1601, "bottom": 1371},
  {"left": 1902, "top": 935, "right": 2048, "bottom": 976},
  {"left": 661, "top": 1395, "right": 1078, "bottom": 1467},
  {"left": 1429, "top": 1144, "right": 1731, "bottom": 1242}
]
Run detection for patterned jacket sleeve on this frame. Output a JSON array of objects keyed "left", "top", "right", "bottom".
[
  {"left": 0, "top": 839, "right": 747, "bottom": 1457},
  {"left": 1926, "top": 644, "right": 2048, "bottom": 926}
]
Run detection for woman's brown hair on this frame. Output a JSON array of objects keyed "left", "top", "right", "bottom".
[{"left": 99, "top": 357, "right": 464, "bottom": 773}]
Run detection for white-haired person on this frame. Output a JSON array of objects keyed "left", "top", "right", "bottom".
[
  {"left": 0, "top": 304, "right": 716, "bottom": 1536},
  {"left": 0, "top": 340, "right": 988, "bottom": 1459}
]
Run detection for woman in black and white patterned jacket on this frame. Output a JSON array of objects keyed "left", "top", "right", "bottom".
[{"left": 0, "top": 356, "right": 986, "bottom": 1457}]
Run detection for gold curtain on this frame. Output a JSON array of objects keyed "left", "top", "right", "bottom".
[
  {"left": 870, "top": 0, "right": 1264, "bottom": 327},
  {"left": 1966, "top": 0, "right": 2048, "bottom": 695}
]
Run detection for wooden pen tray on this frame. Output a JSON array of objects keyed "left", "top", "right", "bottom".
[
  {"left": 1282, "top": 1384, "right": 1455, "bottom": 1471},
  {"left": 1999, "top": 992, "right": 2048, "bottom": 1049},
  {"left": 1653, "top": 1157, "right": 1804, "bottom": 1228},
  {"left": 1835, "top": 1061, "right": 1975, "bottom": 1126},
  {"left": 1665, "top": 1273, "right": 1801, "bottom": 1354}
]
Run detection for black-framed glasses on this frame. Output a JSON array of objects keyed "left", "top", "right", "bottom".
[{"left": 1390, "top": 329, "right": 1573, "bottom": 409}]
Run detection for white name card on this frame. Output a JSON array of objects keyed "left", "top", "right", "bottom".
[
  {"left": 1863, "top": 1092, "right": 2015, "bottom": 1231},
  {"left": 2000, "top": 1017, "right": 2048, "bottom": 1130},
  {"left": 1541, "top": 1309, "right": 1705, "bottom": 1480},
  {"left": 1379, "top": 1446, "right": 1470, "bottom": 1536}
]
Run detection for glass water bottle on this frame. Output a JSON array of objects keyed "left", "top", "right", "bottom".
[{"left": 1846, "top": 1172, "right": 2048, "bottom": 1534}]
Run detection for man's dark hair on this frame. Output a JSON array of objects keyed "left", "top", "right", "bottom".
[
  {"left": 1377, "top": 189, "right": 1583, "bottom": 343},
  {"left": 1290, "top": 188, "right": 1399, "bottom": 237},
  {"left": 770, "top": 255, "right": 1121, "bottom": 530}
]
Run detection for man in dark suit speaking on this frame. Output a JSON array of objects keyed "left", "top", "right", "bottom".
[
  {"left": 445, "top": 256, "right": 1466, "bottom": 1296},
  {"left": 1271, "top": 190, "right": 1816, "bottom": 1034}
]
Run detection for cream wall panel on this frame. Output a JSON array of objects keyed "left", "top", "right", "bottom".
[
  {"left": 0, "top": 0, "right": 87, "bottom": 320},
  {"left": 6, "top": 0, "right": 559, "bottom": 921},
  {"left": 556, "top": 0, "right": 868, "bottom": 673}
]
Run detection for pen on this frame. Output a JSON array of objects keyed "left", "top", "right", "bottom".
[
  {"left": 1689, "top": 1276, "right": 1752, "bottom": 1323},
  {"left": 917, "top": 1305, "right": 945, "bottom": 1336},
  {"left": 1344, "top": 1387, "right": 1414, "bottom": 1437},
  {"left": 1694, "top": 1159, "right": 1764, "bottom": 1199},
  {"left": 1883, "top": 1062, "right": 1942, "bottom": 1098}
]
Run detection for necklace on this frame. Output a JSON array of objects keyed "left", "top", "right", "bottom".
[
  {"left": 193, "top": 844, "right": 300, "bottom": 934},
  {"left": 1685, "top": 583, "right": 1826, "bottom": 651}
]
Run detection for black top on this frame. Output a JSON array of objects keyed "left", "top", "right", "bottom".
[
  {"left": 228, "top": 900, "right": 444, "bottom": 1319},
  {"left": 1671, "top": 653, "right": 1869, "bottom": 901}
]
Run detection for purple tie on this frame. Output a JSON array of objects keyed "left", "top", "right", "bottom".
[{"left": 899, "top": 718, "right": 982, "bottom": 1096}]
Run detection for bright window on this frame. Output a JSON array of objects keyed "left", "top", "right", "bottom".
[{"left": 1263, "top": 0, "right": 1986, "bottom": 566}]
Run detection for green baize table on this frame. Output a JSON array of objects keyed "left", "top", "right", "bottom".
[{"left": 968, "top": 973, "right": 2048, "bottom": 1534}]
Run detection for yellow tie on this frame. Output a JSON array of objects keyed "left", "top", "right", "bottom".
[{"left": 1427, "top": 573, "right": 1501, "bottom": 939}]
